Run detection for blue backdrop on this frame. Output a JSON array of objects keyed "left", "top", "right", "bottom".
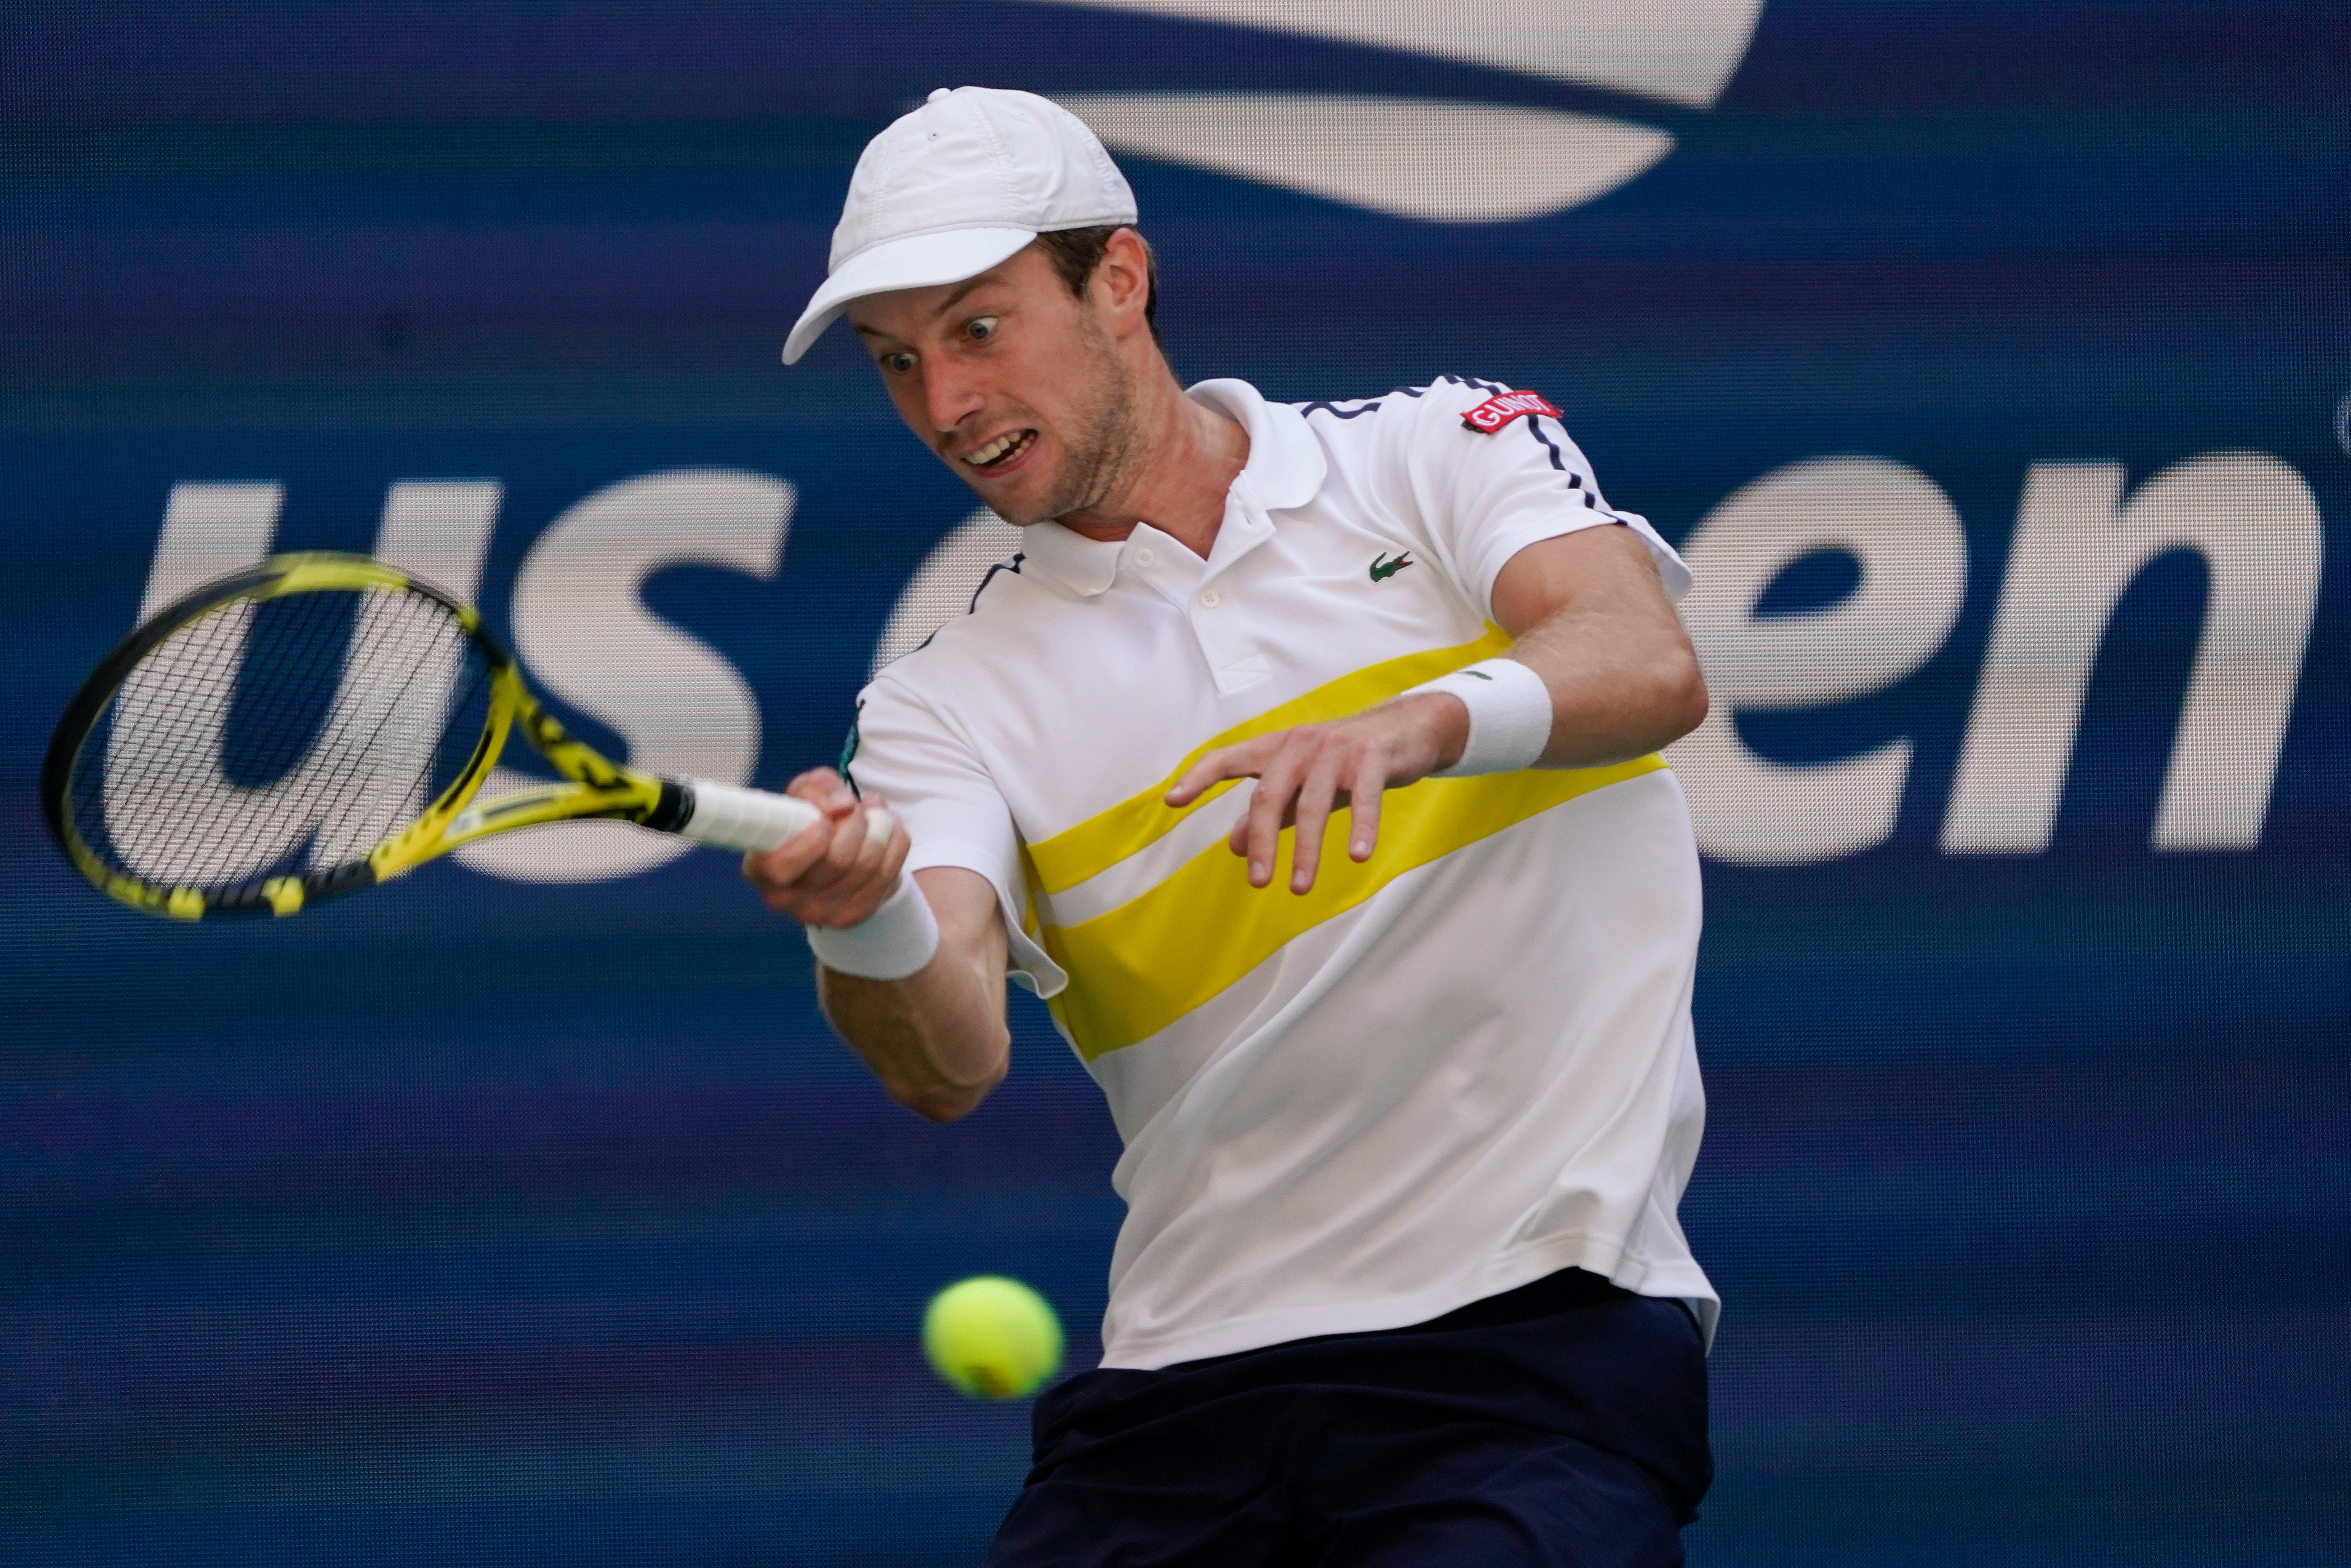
[{"left": 4, "top": 3, "right": 2346, "bottom": 1563}]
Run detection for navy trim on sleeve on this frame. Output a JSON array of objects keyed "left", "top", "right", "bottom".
[
  {"left": 968, "top": 551, "right": 1025, "bottom": 614},
  {"left": 1526, "top": 416, "right": 1609, "bottom": 510},
  {"left": 1524, "top": 414, "right": 1571, "bottom": 474},
  {"left": 897, "top": 550, "right": 1026, "bottom": 667}
]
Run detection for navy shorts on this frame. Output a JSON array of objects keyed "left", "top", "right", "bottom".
[{"left": 984, "top": 1268, "right": 1711, "bottom": 1567}]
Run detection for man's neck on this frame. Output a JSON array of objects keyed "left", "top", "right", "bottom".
[{"left": 1055, "top": 366, "right": 1249, "bottom": 559}]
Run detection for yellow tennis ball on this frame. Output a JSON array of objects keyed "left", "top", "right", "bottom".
[{"left": 923, "top": 1276, "right": 1064, "bottom": 1400}]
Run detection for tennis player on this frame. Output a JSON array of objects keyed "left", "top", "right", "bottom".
[{"left": 749, "top": 87, "right": 1717, "bottom": 1565}]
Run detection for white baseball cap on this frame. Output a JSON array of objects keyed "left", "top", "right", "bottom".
[{"left": 782, "top": 86, "right": 1138, "bottom": 365}]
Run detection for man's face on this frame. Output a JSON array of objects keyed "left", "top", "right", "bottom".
[{"left": 849, "top": 243, "right": 1136, "bottom": 526}]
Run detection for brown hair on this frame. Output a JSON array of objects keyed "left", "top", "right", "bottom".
[{"left": 1034, "top": 225, "right": 1161, "bottom": 344}]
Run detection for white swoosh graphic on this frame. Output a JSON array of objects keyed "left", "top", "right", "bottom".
[
  {"left": 1051, "top": 0, "right": 1765, "bottom": 109},
  {"left": 1059, "top": 94, "right": 1673, "bottom": 222}
]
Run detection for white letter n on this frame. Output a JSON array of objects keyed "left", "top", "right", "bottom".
[{"left": 1943, "top": 453, "right": 2321, "bottom": 854}]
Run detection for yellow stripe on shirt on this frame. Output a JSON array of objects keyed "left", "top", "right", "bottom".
[
  {"left": 1037, "top": 754, "right": 1666, "bottom": 1060},
  {"left": 1025, "top": 624, "right": 1516, "bottom": 896}
]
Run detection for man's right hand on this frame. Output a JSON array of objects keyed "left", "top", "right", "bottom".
[{"left": 741, "top": 767, "right": 911, "bottom": 929}]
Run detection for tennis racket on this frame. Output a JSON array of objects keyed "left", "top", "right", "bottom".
[{"left": 42, "top": 551, "right": 868, "bottom": 920}]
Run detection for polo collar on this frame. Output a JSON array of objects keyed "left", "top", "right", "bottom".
[
  {"left": 1014, "top": 376, "right": 1329, "bottom": 598},
  {"left": 1017, "top": 513, "right": 1123, "bottom": 597},
  {"left": 1187, "top": 377, "right": 1328, "bottom": 512}
]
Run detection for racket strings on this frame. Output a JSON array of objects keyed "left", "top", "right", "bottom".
[{"left": 73, "top": 587, "right": 493, "bottom": 896}]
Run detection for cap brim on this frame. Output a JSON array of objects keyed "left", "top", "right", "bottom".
[{"left": 782, "top": 226, "right": 1039, "bottom": 365}]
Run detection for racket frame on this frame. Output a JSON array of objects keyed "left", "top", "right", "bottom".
[{"left": 43, "top": 552, "right": 691, "bottom": 920}]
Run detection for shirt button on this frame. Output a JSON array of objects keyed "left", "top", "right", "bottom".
[
  {"left": 1199, "top": 589, "right": 1221, "bottom": 608},
  {"left": 1134, "top": 546, "right": 1156, "bottom": 568}
]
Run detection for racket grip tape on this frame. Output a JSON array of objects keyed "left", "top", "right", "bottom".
[{"left": 664, "top": 778, "right": 894, "bottom": 855}]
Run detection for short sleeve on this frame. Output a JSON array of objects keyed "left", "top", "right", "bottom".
[
  {"left": 1398, "top": 380, "right": 1690, "bottom": 619},
  {"left": 842, "top": 673, "right": 1067, "bottom": 998}
]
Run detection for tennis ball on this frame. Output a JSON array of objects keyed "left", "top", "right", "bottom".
[{"left": 923, "top": 1275, "right": 1064, "bottom": 1400}]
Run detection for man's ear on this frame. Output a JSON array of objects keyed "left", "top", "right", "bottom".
[{"left": 1094, "top": 228, "right": 1153, "bottom": 339}]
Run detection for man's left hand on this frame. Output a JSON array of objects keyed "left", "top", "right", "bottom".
[
  {"left": 1157, "top": 527, "right": 1707, "bottom": 898},
  {"left": 1163, "top": 693, "right": 1470, "bottom": 894}
]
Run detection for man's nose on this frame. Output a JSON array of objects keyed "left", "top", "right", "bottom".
[{"left": 923, "top": 359, "right": 986, "bottom": 434}]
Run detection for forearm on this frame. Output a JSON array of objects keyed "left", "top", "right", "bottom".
[
  {"left": 1481, "top": 525, "right": 1708, "bottom": 768},
  {"left": 1508, "top": 609, "right": 1708, "bottom": 767},
  {"left": 815, "top": 869, "right": 1011, "bottom": 1122}
]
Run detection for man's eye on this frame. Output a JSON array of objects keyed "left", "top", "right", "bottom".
[
  {"left": 964, "top": 316, "right": 998, "bottom": 343},
  {"left": 882, "top": 352, "right": 916, "bottom": 374}
]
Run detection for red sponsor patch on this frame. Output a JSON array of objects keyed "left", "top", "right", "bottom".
[{"left": 1460, "top": 389, "right": 1561, "bottom": 434}]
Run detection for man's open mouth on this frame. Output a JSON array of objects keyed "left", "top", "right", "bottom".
[{"left": 964, "top": 429, "right": 1037, "bottom": 469}]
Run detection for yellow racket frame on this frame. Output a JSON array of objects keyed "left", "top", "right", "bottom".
[{"left": 44, "top": 552, "right": 684, "bottom": 920}]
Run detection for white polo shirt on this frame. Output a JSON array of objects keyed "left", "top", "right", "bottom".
[{"left": 847, "top": 375, "right": 1716, "bottom": 1370}]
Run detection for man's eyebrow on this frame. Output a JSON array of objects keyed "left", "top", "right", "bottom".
[
  {"left": 851, "top": 276, "right": 999, "bottom": 341},
  {"left": 929, "top": 277, "right": 994, "bottom": 318}
]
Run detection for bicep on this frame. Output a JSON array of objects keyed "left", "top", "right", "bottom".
[{"left": 1489, "top": 524, "right": 1688, "bottom": 641}]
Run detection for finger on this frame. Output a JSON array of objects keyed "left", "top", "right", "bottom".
[
  {"left": 1242, "top": 736, "right": 1314, "bottom": 889},
  {"left": 820, "top": 801, "right": 876, "bottom": 881},
  {"left": 849, "top": 804, "right": 896, "bottom": 881},
  {"left": 745, "top": 850, "right": 795, "bottom": 912},
  {"left": 741, "top": 811, "right": 834, "bottom": 894},
  {"left": 809, "top": 811, "right": 915, "bottom": 927},
  {"left": 791, "top": 806, "right": 870, "bottom": 898},
  {"left": 1223, "top": 746, "right": 1305, "bottom": 856},
  {"left": 788, "top": 767, "right": 859, "bottom": 817},
  {"left": 750, "top": 850, "right": 822, "bottom": 914},
  {"left": 747, "top": 769, "right": 861, "bottom": 901},
  {"left": 1167, "top": 735, "right": 1279, "bottom": 806},
  {"left": 1287, "top": 745, "right": 1349, "bottom": 894},
  {"left": 1219, "top": 733, "right": 1301, "bottom": 856},
  {"left": 1347, "top": 747, "right": 1387, "bottom": 862},
  {"left": 859, "top": 792, "right": 905, "bottom": 873}
]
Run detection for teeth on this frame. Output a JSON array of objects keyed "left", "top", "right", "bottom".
[{"left": 964, "top": 429, "right": 1033, "bottom": 467}]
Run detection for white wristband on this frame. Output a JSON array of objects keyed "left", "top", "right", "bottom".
[
  {"left": 1404, "top": 658, "right": 1554, "bottom": 777},
  {"left": 805, "top": 869, "right": 940, "bottom": 981}
]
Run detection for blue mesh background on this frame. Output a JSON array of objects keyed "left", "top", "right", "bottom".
[{"left": 3, "top": 3, "right": 2345, "bottom": 1562}]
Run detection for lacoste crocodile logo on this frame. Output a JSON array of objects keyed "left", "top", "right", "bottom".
[{"left": 1369, "top": 551, "right": 1414, "bottom": 582}]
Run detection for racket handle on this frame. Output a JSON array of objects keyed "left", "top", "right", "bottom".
[{"left": 670, "top": 778, "right": 894, "bottom": 855}]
